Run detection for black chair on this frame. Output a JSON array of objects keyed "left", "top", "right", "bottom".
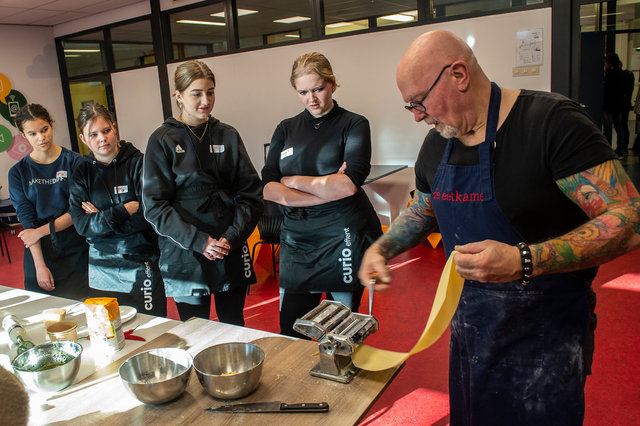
[
  {"left": 0, "top": 199, "right": 18, "bottom": 264},
  {"left": 0, "top": 222, "right": 11, "bottom": 264},
  {"left": 251, "top": 200, "right": 283, "bottom": 278}
]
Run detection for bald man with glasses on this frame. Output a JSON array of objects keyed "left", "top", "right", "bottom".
[{"left": 359, "top": 30, "right": 640, "bottom": 425}]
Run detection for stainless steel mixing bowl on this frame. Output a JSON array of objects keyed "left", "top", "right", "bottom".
[
  {"left": 11, "top": 341, "right": 83, "bottom": 392},
  {"left": 193, "top": 342, "right": 265, "bottom": 400},
  {"left": 118, "top": 347, "right": 192, "bottom": 404}
]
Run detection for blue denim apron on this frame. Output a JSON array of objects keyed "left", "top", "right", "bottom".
[{"left": 431, "top": 83, "right": 592, "bottom": 425}]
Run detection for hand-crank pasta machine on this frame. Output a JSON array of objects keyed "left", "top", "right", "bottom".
[{"left": 293, "top": 300, "right": 378, "bottom": 383}]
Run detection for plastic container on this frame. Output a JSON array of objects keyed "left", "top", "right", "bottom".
[{"left": 46, "top": 320, "right": 78, "bottom": 342}]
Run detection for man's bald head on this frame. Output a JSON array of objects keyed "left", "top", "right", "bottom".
[{"left": 397, "top": 30, "right": 479, "bottom": 95}]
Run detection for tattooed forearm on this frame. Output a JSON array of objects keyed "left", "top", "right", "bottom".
[
  {"left": 376, "top": 190, "right": 438, "bottom": 260},
  {"left": 532, "top": 160, "right": 640, "bottom": 275}
]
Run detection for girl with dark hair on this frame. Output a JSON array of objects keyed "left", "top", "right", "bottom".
[
  {"left": 8, "top": 103, "right": 90, "bottom": 300},
  {"left": 142, "top": 60, "right": 263, "bottom": 324},
  {"left": 69, "top": 103, "right": 166, "bottom": 316}
]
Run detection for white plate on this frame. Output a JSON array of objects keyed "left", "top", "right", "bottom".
[{"left": 119, "top": 306, "right": 137, "bottom": 323}]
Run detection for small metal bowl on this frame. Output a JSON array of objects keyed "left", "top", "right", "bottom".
[
  {"left": 118, "top": 348, "right": 192, "bottom": 404},
  {"left": 193, "top": 342, "right": 265, "bottom": 400},
  {"left": 12, "top": 341, "right": 83, "bottom": 392}
]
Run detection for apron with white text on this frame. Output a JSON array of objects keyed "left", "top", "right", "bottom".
[{"left": 279, "top": 189, "right": 381, "bottom": 293}]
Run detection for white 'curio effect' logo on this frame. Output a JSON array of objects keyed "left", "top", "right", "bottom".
[{"left": 338, "top": 227, "right": 353, "bottom": 283}]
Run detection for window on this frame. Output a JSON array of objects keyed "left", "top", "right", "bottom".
[
  {"left": 580, "top": 1, "right": 640, "bottom": 33},
  {"left": 324, "top": 0, "right": 417, "bottom": 35},
  {"left": 168, "top": 2, "right": 228, "bottom": 60},
  {"left": 62, "top": 31, "right": 105, "bottom": 77},
  {"left": 111, "top": 19, "right": 155, "bottom": 69},
  {"left": 432, "top": 0, "right": 541, "bottom": 19},
  {"left": 236, "top": 0, "right": 313, "bottom": 49}
]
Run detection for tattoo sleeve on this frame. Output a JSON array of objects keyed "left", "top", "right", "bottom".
[
  {"left": 376, "top": 189, "right": 438, "bottom": 260},
  {"left": 533, "top": 159, "right": 640, "bottom": 274}
]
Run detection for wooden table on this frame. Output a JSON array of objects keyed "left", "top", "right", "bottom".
[{"left": 1, "top": 287, "right": 402, "bottom": 425}]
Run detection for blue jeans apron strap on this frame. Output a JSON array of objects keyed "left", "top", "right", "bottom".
[{"left": 431, "top": 82, "right": 591, "bottom": 425}]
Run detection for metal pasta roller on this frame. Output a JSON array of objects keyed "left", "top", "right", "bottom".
[{"left": 293, "top": 300, "right": 378, "bottom": 383}]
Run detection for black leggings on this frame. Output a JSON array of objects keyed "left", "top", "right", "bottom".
[
  {"left": 279, "top": 288, "right": 363, "bottom": 339},
  {"left": 175, "top": 286, "right": 247, "bottom": 326}
]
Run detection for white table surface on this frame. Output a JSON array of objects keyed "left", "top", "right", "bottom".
[{"left": 0, "top": 285, "right": 281, "bottom": 425}]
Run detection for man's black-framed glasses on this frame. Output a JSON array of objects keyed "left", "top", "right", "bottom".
[{"left": 404, "top": 63, "right": 452, "bottom": 113}]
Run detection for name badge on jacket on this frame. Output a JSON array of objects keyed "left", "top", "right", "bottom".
[
  {"left": 114, "top": 185, "right": 128, "bottom": 194},
  {"left": 210, "top": 145, "right": 224, "bottom": 153},
  {"left": 281, "top": 147, "right": 293, "bottom": 159}
]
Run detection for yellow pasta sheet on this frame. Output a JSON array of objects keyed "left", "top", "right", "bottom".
[{"left": 352, "top": 251, "right": 464, "bottom": 371}]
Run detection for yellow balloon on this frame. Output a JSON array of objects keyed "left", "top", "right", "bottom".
[{"left": 0, "top": 73, "right": 12, "bottom": 104}]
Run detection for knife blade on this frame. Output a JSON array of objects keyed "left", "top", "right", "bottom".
[{"left": 205, "top": 401, "right": 329, "bottom": 413}]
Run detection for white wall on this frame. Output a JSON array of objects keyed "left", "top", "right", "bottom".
[
  {"left": 0, "top": 25, "right": 70, "bottom": 199},
  {"left": 111, "top": 66, "right": 164, "bottom": 151}
]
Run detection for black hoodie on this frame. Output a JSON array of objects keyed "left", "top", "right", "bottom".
[
  {"left": 69, "top": 141, "right": 158, "bottom": 256},
  {"left": 141, "top": 116, "right": 263, "bottom": 296}
]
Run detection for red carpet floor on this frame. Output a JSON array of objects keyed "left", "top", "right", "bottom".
[{"left": 1, "top": 229, "right": 638, "bottom": 425}]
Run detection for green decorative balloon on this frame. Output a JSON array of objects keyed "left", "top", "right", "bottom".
[
  {"left": 0, "top": 124, "right": 11, "bottom": 153},
  {"left": 0, "top": 89, "right": 28, "bottom": 127}
]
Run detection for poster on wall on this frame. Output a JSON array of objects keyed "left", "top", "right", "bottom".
[{"left": 516, "top": 28, "right": 543, "bottom": 67}]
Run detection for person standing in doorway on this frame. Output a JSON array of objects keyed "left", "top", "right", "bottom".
[{"left": 603, "top": 52, "right": 630, "bottom": 156}]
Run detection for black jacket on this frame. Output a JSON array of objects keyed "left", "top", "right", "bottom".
[
  {"left": 142, "top": 117, "right": 262, "bottom": 296},
  {"left": 70, "top": 141, "right": 158, "bottom": 256}
]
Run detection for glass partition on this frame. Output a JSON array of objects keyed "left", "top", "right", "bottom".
[
  {"left": 168, "top": 2, "right": 228, "bottom": 60},
  {"left": 111, "top": 19, "right": 155, "bottom": 69},
  {"left": 236, "top": 0, "right": 313, "bottom": 49},
  {"left": 432, "top": 0, "right": 543, "bottom": 19},
  {"left": 324, "top": 0, "right": 417, "bottom": 35},
  {"left": 62, "top": 31, "right": 105, "bottom": 78},
  {"left": 580, "top": 1, "right": 640, "bottom": 33}
]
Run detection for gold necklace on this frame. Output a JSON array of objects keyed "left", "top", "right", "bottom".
[{"left": 183, "top": 120, "right": 209, "bottom": 143}]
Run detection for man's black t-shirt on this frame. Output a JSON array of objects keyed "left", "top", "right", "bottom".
[{"left": 415, "top": 89, "right": 617, "bottom": 245}]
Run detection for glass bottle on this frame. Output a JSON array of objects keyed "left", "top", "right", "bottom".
[{"left": 2, "top": 314, "right": 35, "bottom": 355}]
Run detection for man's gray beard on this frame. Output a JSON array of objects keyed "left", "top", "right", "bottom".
[{"left": 436, "top": 123, "right": 459, "bottom": 139}]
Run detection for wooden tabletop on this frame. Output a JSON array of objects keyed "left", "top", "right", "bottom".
[{"left": 37, "top": 318, "right": 402, "bottom": 425}]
